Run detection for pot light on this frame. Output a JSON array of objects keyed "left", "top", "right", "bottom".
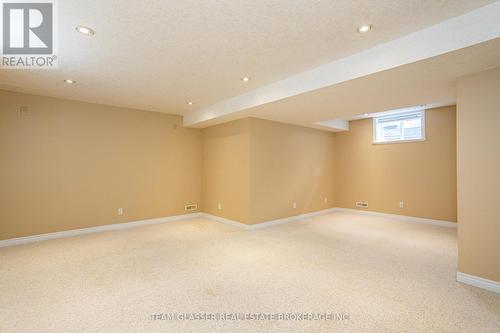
[
  {"left": 357, "top": 24, "right": 372, "bottom": 33},
  {"left": 241, "top": 77, "right": 250, "bottom": 82},
  {"left": 187, "top": 102, "right": 193, "bottom": 105},
  {"left": 76, "top": 25, "right": 95, "bottom": 36},
  {"left": 64, "top": 79, "right": 76, "bottom": 84}
]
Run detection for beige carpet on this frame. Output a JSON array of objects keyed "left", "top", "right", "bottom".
[{"left": 1, "top": 211, "right": 499, "bottom": 332}]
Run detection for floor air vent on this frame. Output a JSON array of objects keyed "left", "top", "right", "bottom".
[{"left": 185, "top": 204, "right": 198, "bottom": 212}]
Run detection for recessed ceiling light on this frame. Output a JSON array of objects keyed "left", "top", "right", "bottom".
[
  {"left": 241, "top": 77, "right": 250, "bottom": 82},
  {"left": 76, "top": 25, "right": 95, "bottom": 36},
  {"left": 64, "top": 79, "right": 76, "bottom": 84},
  {"left": 187, "top": 102, "right": 193, "bottom": 105},
  {"left": 357, "top": 24, "right": 372, "bottom": 33}
]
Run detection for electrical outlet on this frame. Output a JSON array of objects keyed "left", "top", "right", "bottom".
[
  {"left": 356, "top": 202, "right": 368, "bottom": 208},
  {"left": 217, "top": 203, "right": 222, "bottom": 210},
  {"left": 117, "top": 208, "right": 124, "bottom": 216},
  {"left": 399, "top": 201, "right": 404, "bottom": 208},
  {"left": 293, "top": 202, "right": 297, "bottom": 209}
]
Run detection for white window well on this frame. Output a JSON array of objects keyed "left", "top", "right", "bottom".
[{"left": 373, "top": 110, "right": 425, "bottom": 144}]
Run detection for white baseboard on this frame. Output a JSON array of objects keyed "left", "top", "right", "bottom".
[
  {"left": 252, "top": 208, "right": 338, "bottom": 230},
  {"left": 0, "top": 212, "right": 203, "bottom": 248},
  {"left": 457, "top": 272, "right": 500, "bottom": 294},
  {"left": 202, "top": 208, "right": 338, "bottom": 231},
  {"left": 332, "top": 207, "right": 457, "bottom": 228},
  {"left": 0, "top": 207, "right": 455, "bottom": 248},
  {"left": 0, "top": 209, "right": 336, "bottom": 248},
  {"left": 201, "top": 213, "right": 253, "bottom": 230}
]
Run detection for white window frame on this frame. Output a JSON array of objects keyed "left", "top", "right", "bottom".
[{"left": 372, "top": 110, "right": 426, "bottom": 144}]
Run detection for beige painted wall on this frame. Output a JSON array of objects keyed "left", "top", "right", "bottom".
[
  {"left": 335, "top": 106, "right": 457, "bottom": 222},
  {"left": 457, "top": 67, "right": 500, "bottom": 282},
  {"left": 1, "top": 90, "right": 459, "bottom": 239},
  {"left": 201, "top": 118, "right": 335, "bottom": 225},
  {"left": 202, "top": 119, "right": 251, "bottom": 223},
  {"left": 0, "top": 90, "right": 202, "bottom": 240},
  {"left": 249, "top": 118, "right": 336, "bottom": 223}
]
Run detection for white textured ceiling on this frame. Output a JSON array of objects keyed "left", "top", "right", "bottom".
[{"left": 0, "top": 0, "right": 496, "bottom": 116}]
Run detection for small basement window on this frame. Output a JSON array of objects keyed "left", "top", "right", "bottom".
[{"left": 373, "top": 110, "right": 425, "bottom": 144}]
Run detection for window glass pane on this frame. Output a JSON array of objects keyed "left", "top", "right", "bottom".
[{"left": 374, "top": 110, "right": 424, "bottom": 143}]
